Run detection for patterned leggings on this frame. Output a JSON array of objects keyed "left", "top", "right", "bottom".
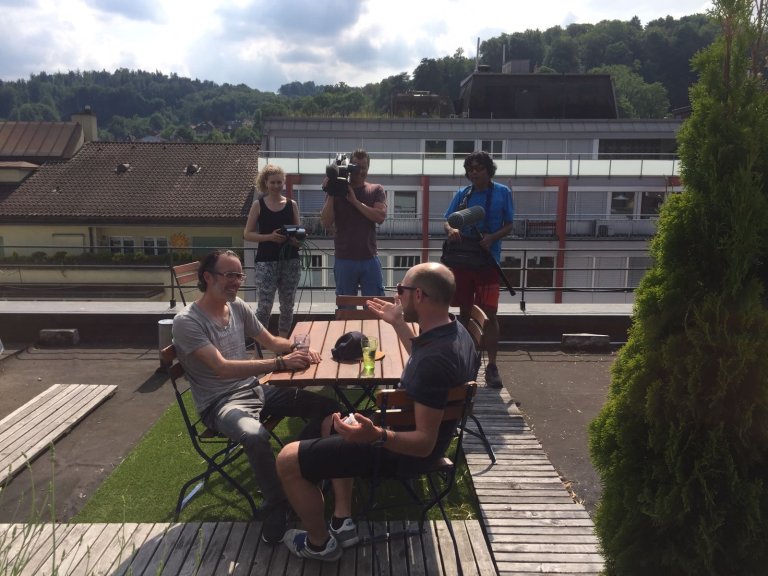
[{"left": 254, "top": 259, "right": 301, "bottom": 337}]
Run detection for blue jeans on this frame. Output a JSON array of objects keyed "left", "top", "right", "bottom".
[
  {"left": 203, "top": 385, "right": 339, "bottom": 507},
  {"left": 334, "top": 257, "right": 385, "bottom": 297}
]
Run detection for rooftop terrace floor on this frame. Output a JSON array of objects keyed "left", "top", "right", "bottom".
[{"left": 0, "top": 343, "right": 613, "bottom": 524}]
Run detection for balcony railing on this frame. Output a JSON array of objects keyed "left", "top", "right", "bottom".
[
  {"left": 0, "top": 244, "right": 652, "bottom": 306},
  {"left": 262, "top": 151, "right": 681, "bottom": 178},
  {"left": 305, "top": 215, "right": 659, "bottom": 239}
]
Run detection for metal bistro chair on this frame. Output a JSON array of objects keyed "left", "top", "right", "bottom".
[
  {"left": 171, "top": 260, "right": 201, "bottom": 307},
  {"left": 161, "top": 344, "right": 282, "bottom": 520},
  {"left": 464, "top": 304, "right": 497, "bottom": 463},
  {"left": 361, "top": 381, "right": 477, "bottom": 575}
]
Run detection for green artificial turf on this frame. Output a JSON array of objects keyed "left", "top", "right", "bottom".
[{"left": 73, "top": 392, "right": 479, "bottom": 523}]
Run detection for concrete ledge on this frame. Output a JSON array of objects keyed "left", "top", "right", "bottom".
[
  {"left": 38, "top": 328, "right": 80, "bottom": 347},
  {"left": 0, "top": 301, "right": 633, "bottom": 347},
  {"left": 561, "top": 332, "right": 611, "bottom": 352}
]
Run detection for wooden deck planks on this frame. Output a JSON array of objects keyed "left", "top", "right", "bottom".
[
  {"left": 0, "top": 384, "right": 117, "bottom": 485},
  {"left": 0, "top": 366, "right": 607, "bottom": 575},
  {"left": 0, "top": 520, "right": 492, "bottom": 575},
  {"left": 465, "top": 382, "right": 605, "bottom": 575}
]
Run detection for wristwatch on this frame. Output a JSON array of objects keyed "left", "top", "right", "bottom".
[{"left": 371, "top": 427, "right": 387, "bottom": 447}]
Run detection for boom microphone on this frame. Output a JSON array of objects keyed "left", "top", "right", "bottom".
[{"left": 447, "top": 205, "right": 486, "bottom": 229}]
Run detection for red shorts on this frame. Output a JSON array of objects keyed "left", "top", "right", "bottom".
[{"left": 450, "top": 266, "right": 500, "bottom": 312}]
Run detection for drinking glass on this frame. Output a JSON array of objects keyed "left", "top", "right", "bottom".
[
  {"left": 361, "top": 336, "right": 378, "bottom": 373},
  {"left": 293, "top": 333, "right": 310, "bottom": 352}
]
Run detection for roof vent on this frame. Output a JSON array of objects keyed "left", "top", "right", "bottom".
[
  {"left": 186, "top": 163, "right": 201, "bottom": 175},
  {"left": 115, "top": 163, "right": 130, "bottom": 174}
]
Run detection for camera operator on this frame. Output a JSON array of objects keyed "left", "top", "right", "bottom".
[
  {"left": 320, "top": 149, "right": 387, "bottom": 297},
  {"left": 244, "top": 164, "right": 303, "bottom": 338}
]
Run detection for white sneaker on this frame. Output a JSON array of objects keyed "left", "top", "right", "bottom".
[
  {"left": 283, "top": 529, "right": 342, "bottom": 561},
  {"left": 329, "top": 517, "right": 359, "bottom": 548}
]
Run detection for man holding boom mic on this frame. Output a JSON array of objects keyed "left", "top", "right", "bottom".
[{"left": 443, "top": 151, "right": 514, "bottom": 389}]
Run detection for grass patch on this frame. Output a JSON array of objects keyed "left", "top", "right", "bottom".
[{"left": 73, "top": 392, "right": 480, "bottom": 523}]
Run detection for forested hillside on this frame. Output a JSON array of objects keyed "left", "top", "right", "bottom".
[{"left": 0, "top": 14, "right": 719, "bottom": 142}]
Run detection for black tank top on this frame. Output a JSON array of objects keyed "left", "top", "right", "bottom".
[{"left": 254, "top": 197, "right": 300, "bottom": 262}]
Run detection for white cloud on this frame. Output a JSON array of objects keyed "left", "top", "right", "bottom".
[{"left": 0, "top": 0, "right": 714, "bottom": 92}]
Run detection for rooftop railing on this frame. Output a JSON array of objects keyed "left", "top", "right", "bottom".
[
  {"left": 0, "top": 244, "right": 651, "bottom": 308},
  {"left": 301, "top": 215, "right": 659, "bottom": 239},
  {"left": 261, "top": 151, "right": 681, "bottom": 178}
]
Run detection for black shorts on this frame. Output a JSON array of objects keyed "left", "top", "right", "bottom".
[{"left": 297, "top": 435, "right": 422, "bottom": 483}]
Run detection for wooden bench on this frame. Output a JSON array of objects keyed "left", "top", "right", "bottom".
[{"left": 0, "top": 384, "right": 117, "bottom": 485}]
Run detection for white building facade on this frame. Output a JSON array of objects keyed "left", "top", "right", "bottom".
[{"left": 257, "top": 117, "right": 683, "bottom": 306}]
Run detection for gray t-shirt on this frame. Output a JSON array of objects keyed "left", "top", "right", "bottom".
[{"left": 172, "top": 297, "right": 264, "bottom": 414}]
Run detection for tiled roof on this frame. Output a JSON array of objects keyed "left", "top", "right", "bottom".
[
  {"left": 0, "top": 141, "right": 260, "bottom": 224},
  {"left": 0, "top": 121, "right": 84, "bottom": 161}
]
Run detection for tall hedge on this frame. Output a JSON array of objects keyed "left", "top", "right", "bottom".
[{"left": 589, "top": 2, "right": 768, "bottom": 574}]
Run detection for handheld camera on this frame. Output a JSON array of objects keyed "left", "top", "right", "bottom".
[
  {"left": 324, "top": 153, "right": 360, "bottom": 197},
  {"left": 279, "top": 225, "right": 307, "bottom": 242}
]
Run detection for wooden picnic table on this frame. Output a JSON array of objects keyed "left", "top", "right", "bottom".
[{"left": 268, "top": 319, "right": 412, "bottom": 410}]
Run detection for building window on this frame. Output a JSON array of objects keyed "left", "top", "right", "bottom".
[
  {"left": 143, "top": 237, "right": 169, "bottom": 255},
  {"left": 425, "top": 140, "right": 447, "bottom": 158},
  {"left": 391, "top": 254, "right": 421, "bottom": 284},
  {"left": 598, "top": 138, "right": 677, "bottom": 159},
  {"left": 393, "top": 191, "right": 417, "bottom": 215},
  {"left": 394, "top": 255, "right": 420, "bottom": 269},
  {"left": 501, "top": 255, "right": 521, "bottom": 288},
  {"left": 110, "top": 237, "right": 135, "bottom": 254},
  {"left": 526, "top": 255, "right": 554, "bottom": 288},
  {"left": 610, "top": 192, "right": 635, "bottom": 217},
  {"left": 628, "top": 256, "right": 652, "bottom": 287},
  {"left": 300, "top": 254, "right": 325, "bottom": 288},
  {"left": 481, "top": 140, "right": 503, "bottom": 158},
  {"left": 453, "top": 140, "right": 475, "bottom": 159},
  {"left": 640, "top": 191, "right": 665, "bottom": 218}
]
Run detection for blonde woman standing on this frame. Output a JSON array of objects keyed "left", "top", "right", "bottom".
[{"left": 244, "top": 164, "right": 302, "bottom": 337}]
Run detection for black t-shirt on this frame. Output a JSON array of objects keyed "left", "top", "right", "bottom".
[
  {"left": 254, "top": 197, "right": 299, "bottom": 262},
  {"left": 400, "top": 318, "right": 479, "bottom": 459}
]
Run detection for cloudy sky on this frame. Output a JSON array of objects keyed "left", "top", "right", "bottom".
[{"left": 1, "top": 0, "right": 713, "bottom": 93}]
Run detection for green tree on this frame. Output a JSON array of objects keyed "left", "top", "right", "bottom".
[
  {"left": 543, "top": 34, "right": 581, "bottom": 72},
  {"left": 0, "top": 85, "right": 18, "bottom": 118},
  {"left": 278, "top": 81, "right": 320, "bottom": 97},
  {"left": 589, "top": 2, "right": 768, "bottom": 575},
  {"left": 204, "top": 128, "right": 230, "bottom": 143},
  {"left": 506, "top": 30, "right": 547, "bottom": 68},
  {"left": 374, "top": 72, "right": 412, "bottom": 114},
  {"left": 591, "top": 64, "right": 670, "bottom": 118},
  {"left": 412, "top": 50, "right": 473, "bottom": 102},
  {"left": 640, "top": 14, "right": 719, "bottom": 109},
  {"left": 173, "top": 126, "right": 196, "bottom": 142},
  {"left": 231, "top": 126, "right": 259, "bottom": 143},
  {"left": 579, "top": 19, "right": 643, "bottom": 70},
  {"left": 11, "top": 102, "right": 60, "bottom": 121}
]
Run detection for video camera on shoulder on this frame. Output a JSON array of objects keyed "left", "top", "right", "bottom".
[
  {"left": 279, "top": 225, "right": 307, "bottom": 242},
  {"left": 324, "top": 153, "right": 360, "bottom": 197}
]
